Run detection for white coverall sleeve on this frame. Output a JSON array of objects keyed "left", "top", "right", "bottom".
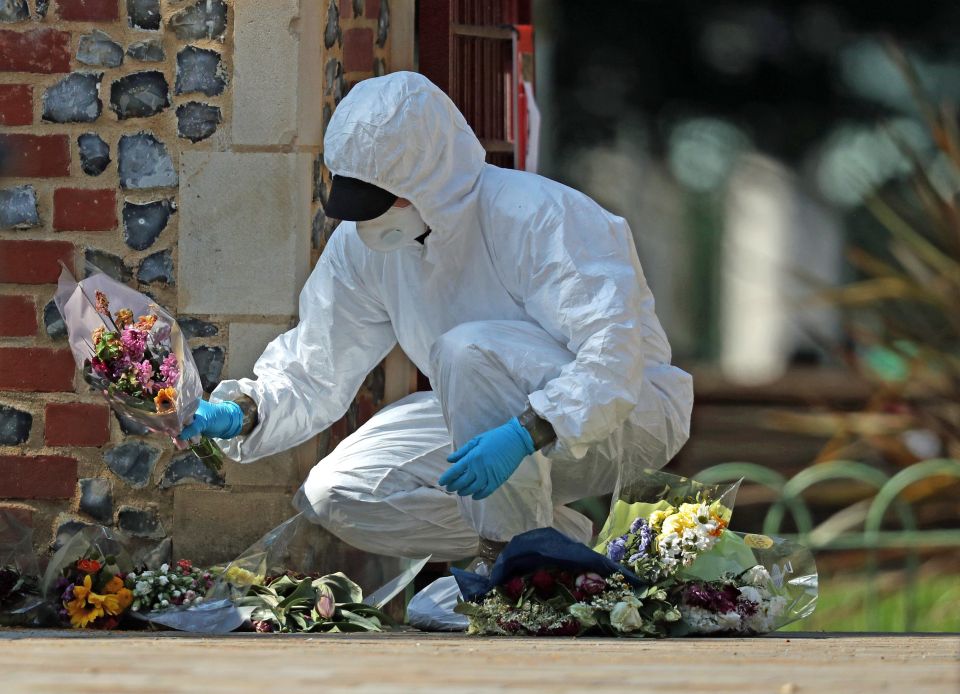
[
  {"left": 210, "top": 232, "right": 397, "bottom": 463},
  {"left": 512, "top": 207, "right": 657, "bottom": 460}
]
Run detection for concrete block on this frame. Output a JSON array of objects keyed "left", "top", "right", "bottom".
[
  {"left": 224, "top": 450, "right": 299, "bottom": 489},
  {"left": 233, "top": 0, "right": 309, "bottom": 146},
  {"left": 178, "top": 151, "right": 311, "bottom": 316},
  {"left": 226, "top": 321, "right": 287, "bottom": 379},
  {"left": 171, "top": 488, "right": 296, "bottom": 566}
]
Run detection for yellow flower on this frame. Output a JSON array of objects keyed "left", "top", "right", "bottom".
[
  {"left": 648, "top": 507, "right": 675, "bottom": 530},
  {"left": 66, "top": 575, "right": 104, "bottom": 629},
  {"left": 660, "top": 512, "right": 694, "bottom": 537},
  {"left": 67, "top": 596, "right": 104, "bottom": 628},
  {"left": 224, "top": 566, "right": 263, "bottom": 587},
  {"left": 154, "top": 387, "right": 177, "bottom": 413}
]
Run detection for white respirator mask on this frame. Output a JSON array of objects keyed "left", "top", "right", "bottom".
[{"left": 356, "top": 204, "right": 428, "bottom": 252}]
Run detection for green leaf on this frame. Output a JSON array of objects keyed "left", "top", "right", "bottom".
[
  {"left": 315, "top": 572, "right": 363, "bottom": 604},
  {"left": 276, "top": 577, "right": 319, "bottom": 611},
  {"left": 338, "top": 609, "right": 384, "bottom": 632}
]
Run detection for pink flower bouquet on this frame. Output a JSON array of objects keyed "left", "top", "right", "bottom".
[{"left": 54, "top": 265, "right": 223, "bottom": 470}]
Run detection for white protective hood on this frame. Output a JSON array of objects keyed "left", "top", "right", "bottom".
[
  {"left": 212, "top": 71, "right": 693, "bottom": 491},
  {"left": 323, "top": 71, "right": 487, "bottom": 266}
]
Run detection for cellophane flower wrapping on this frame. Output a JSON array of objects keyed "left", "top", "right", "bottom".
[
  {"left": 41, "top": 525, "right": 134, "bottom": 629},
  {"left": 138, "top": 513, "right": 426, "bottom": 633},
  {"left": 0, "top": 511, "right": 50, "bottom": 626},
  {"left": 673, "top": 531, "right": 818, "bottom": 634},
  {"left": 53, "top": 265, "right": 207, "bottom": 454}
]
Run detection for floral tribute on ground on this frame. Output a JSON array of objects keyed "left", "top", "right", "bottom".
[{"left": 453, "top": 470, "right": 818, "bottom": 637}]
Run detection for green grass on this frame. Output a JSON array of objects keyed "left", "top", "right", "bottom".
[{"left": 782, "top": 572, "right": 960, "bottom": 632}]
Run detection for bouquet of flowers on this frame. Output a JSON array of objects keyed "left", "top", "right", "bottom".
[
  {"left": 42, "top": 526, "right": 134, "bottom": 630},
  {"left": 453, "top": 471, "right": 817, "bottom": 637},
  {"left": 0, "top": 511, "right": 47, "bottom": 627},
  {"left": 54, "top": 264, "right": 222, "bottom": 470},
  {"left": 125, "top": 560, "right": 214, "bottom": 613},
  {"left": 240, "top": 570, "right": 392, "bottom": 633}
]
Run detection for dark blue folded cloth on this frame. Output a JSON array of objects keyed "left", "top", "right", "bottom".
[{"left": 451, "top": 527, "right": 649, "bottom": 601}]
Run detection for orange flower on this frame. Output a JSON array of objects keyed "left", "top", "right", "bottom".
[
  {"left": 114, "top": 308, "right": 134, "bottom": 329},
  {"left": 115, "top": 587, "right": 133, "bottom": 611},
  {"left": 154, "top": 387, "right": 177, "bottom": 413},
  {"left": 135, "top": 314, "right": 157, "bottom": 331},
  {"left": 76, "top": 558, "right": 101, "bottom": 574},
  {"left": 103, "top": 576, "right": 124, "bottom": 594},
  {"left": 95, "top": 290, "right": 110, "bottom": 316},
  {"left": 709, "top": 514, "right": 729, "bottom": 537}
]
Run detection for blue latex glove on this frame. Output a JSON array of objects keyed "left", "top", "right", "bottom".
[
  {"left": 439, "top": 418, "right": 535, "bottom": 500},
  {"left": 178, "top": 400, "right": 243, "bottom": 441}
]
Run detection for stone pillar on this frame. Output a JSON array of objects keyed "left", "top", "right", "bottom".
[{"left": 0, "top": 0, "right": 412, "bottom": 565}]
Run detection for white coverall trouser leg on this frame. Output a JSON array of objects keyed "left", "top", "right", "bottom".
[{"left": 294, "top": 320, "right": 622, "bottom": 562}]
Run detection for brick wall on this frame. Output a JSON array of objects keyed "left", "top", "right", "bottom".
[{"left": 0, "top": 0, "right": 394, "bottom": 565}]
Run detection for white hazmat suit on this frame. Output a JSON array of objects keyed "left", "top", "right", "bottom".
[{"left": 211, "top": 72, "right": 693, "bottom": 624}]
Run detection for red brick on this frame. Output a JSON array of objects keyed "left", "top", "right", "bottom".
[
  {"left": 0, "top": 134, "right": 70, "bottom": 178},
  {"left": 343, "top": 28, "right": 374, "bottom": 73},
  {"left": 365, "top": 0, "right": 381, "bottom": 19},
  {"left": 0, "top": 348, "right": 76, "bottom": 392},
  {"left": 0, "top": 455, "right": 77, "bottom": 500},
  {"left": 0, "top": 85, "right": 32, "bottom": 126},
  {"left": 56, "top": 0, "right": 119, "bottom": 22},
  {"left": 0, "top": 29, "right": 71, "bottom": 73},
  {"left": 0, "top": 295, "right": 37, "bottom": 337},
  {"left": 0, "top": 240, "right": 75, "bottom": 284},
  {"left": 53, "top": 188, "right": 117, "bottom": 232},
  {"left": 45, "top": 402, "right": 110, "bottom": 446}
]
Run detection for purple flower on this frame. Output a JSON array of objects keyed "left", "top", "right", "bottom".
[
  {"left": 736, "top": 595, "right": 759, "bottom": 617},
  {"left": 120, "top": 327, "right": 147, "bottom": 363},
  {"left": 633, "top": 521, "right": 653, "bottom": 556},
  {"left": 159, "top": 353, "right": 179, "bottom": 387},
  {"left": 607, "top": 537, "right": 627, "bottom": 562},
  {"left": 134, "top": 360, "right": 155, "bottom": 393},
  {"left": 683, "top": 583, "right": 741, "bottom": 614}
]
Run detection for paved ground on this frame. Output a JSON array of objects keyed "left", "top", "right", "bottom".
[{"left": 0, "top": 630, "right": 957, "bottom": 693}]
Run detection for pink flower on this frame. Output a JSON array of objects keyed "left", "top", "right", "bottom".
[
  {"left": 120, "top": 327, "right": 147, "bottom": 362},
  {"left": 316, "top": 593, "right": 335, "bottom": 619},
  {"left": 159, "top": 353, "right": 179, "bottom": 387},
  {"left": 575, "top": 572, "right": 606, "bottom": 596},
  {"left": 134, "top": 360, "right": 155, "bottom": 392}
]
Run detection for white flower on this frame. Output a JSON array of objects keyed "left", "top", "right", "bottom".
[
  {"left": 160, "top": 599, "right": 169, "bottom": 607},
  {"left": 743, "top": 565, "right": 770, "bottom": 587},
  {"left": 609, "top": 601, "right": 644, "bottom": 633},
  {"left": 134, "top": 580, "right": 151, "bottom": 595},
  {"left": 568, "top": 603, "right": 598, "bottom": 628},
  {"left": 158, "top": 575, "right": 169, "bottom": 586},
  {"left": 738, "top": 586, "right": 763, "bottom": 605}
]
